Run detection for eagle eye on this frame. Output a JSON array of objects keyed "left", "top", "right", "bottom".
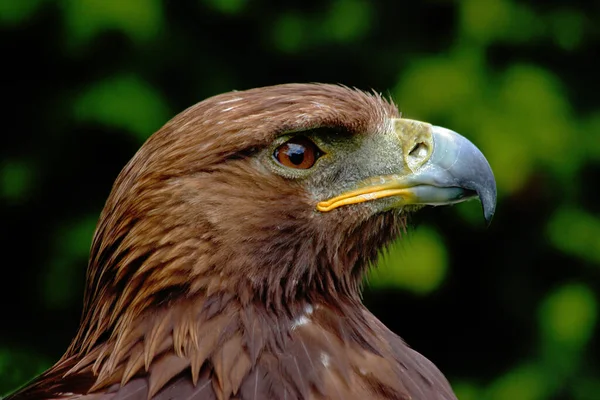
[{"left": 273, "top": 137, "right": 322, "bottom": 170}]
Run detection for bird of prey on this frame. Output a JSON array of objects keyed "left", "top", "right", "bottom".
[{"left": 8, "top": 83, "right": 496, "bottom": 400}]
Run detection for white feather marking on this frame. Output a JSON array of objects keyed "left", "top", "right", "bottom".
[
  {"left": 291, "top": 315, "right": 310, "bottom": 329},
  {"left": 291, "top": 304, "right": 314, "bottom": 330}
]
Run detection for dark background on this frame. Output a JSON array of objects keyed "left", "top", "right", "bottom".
[{"left": 1, "top": 1, "right": 599, "bottom": 399}]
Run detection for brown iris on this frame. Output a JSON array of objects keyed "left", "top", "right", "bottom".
[{"left": 274, "top": 137, "right": 322, "bottom": 169}]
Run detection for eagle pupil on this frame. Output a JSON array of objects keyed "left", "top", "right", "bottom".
[
  {"left": 273, "top": 136, "right": 320, "bottom": 169},
  {"left": 286, "top": 144, "right": 305, "bottom": 165}
]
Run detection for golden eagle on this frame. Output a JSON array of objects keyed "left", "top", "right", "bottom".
[{"left": 8, "top": 84, "right": 496, "bottom": 400}]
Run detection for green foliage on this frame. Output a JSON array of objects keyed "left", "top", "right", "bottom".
[
  {"left": 572, "top": 377, "right": 600, "bottom": 400},
  {"left": 0, "top": 347, "right": 50, "bottom": 397},
  {"left": 202, "top": 0, "right": 246, "bottom": 15},
  {"left": 548, "top": 207, "right": 600, "bottom": 265},
  {"left": 0, "top": 160, "right": 34, "bottom": 202},
  {"left": 271, "top": 0, "right": 372, "bottom": 53},
  {"left": 451, "top": 381, "right": 481, "bottom": 400},
  {"left": 460, "top": 0, "right": 514, "bottom": 44},
  {"left": 394, "top": 49, "right": 485, "bottom": 122},
  {"left": 73, "top": 73, "right": 170, "bottom": 142},
  {"left": 548, "top": 9, "right": 585, "bottom": 51},
  {"left": 459, "top": 0, "right": 543, "bottom": 44},
  {"left": 62, "top": 0, "right": 164, "bottom": 47},
  {"left": 485, "top": 363, "right": 550, "bottom": 400},
  {"left": 0, "top": 0, "right": 43, "bottom": 26},
  {"left": 539, "top": 283, "right": 597, "bottom": 360},
  {"left": 322, "top": 0, "right": 371, "bottom": 43},
  {"left": 369, "top": 226, "right": 448, "bottom": 295},
  {"left": 272, "top": 13, "right": 306, "bottom": 53},
  {"left": 41, "top": 216, "right": 98, "bottom": 309}
]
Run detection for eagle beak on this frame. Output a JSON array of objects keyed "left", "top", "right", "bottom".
[{"left": 316, "top": 120, "right": 497, "bottom": 224}]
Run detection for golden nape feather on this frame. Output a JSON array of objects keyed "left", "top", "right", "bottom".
[{"left": 8, "top": 83, "right": 496, "bottom": 400}]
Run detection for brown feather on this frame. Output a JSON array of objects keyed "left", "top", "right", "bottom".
[
  {"left": 143, "top": 312, "right": 173, "bottom": 371},
  {"left": 147, "top": 354, "right": 189, "bottom": 398},
  {"left": 120, "top": 343, "right": 144, "bottom": 386}
]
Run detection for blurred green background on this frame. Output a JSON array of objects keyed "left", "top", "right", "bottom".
[{"left": 0, "top": 0, "right": 599, "bottom": 399}]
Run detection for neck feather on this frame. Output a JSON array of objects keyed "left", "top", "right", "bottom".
[{"left": 62, "top": 292, "right": 379, "bottom": 398}]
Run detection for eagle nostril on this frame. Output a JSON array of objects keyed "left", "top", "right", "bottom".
[
  {"left": 409, "top": 142, "right": 428, "bottom": 158},
  {"left": 407, "top": 142, "right": 430, "bottom": 170}
]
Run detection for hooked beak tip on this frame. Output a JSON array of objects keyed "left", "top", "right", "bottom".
[{"left": 429, "top": 126, "right": 497, "bottom": 225}]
